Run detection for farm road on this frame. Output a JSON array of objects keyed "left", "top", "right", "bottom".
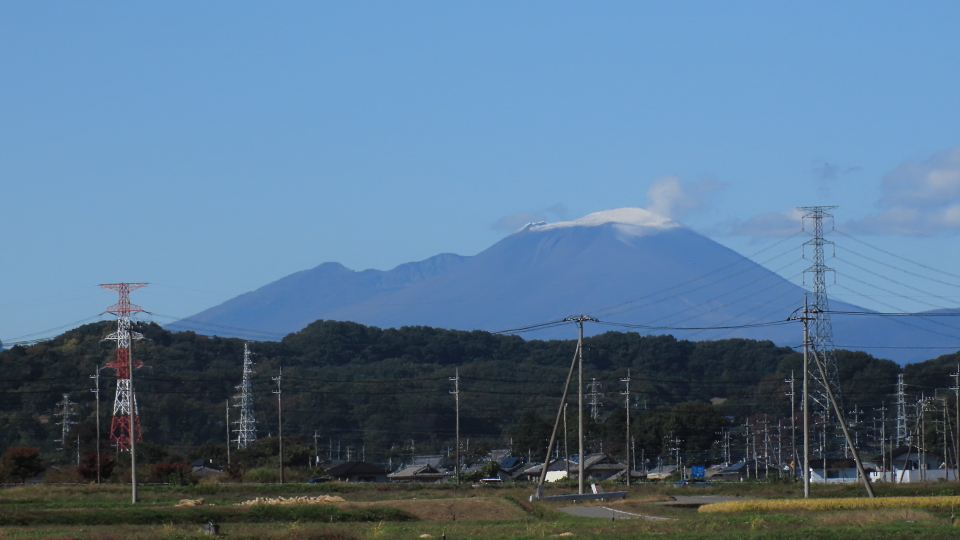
[{"left": 558, "top": 506, "right": 670, "bottom": 521}]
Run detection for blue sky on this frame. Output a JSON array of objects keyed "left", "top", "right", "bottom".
[{"left": 3, "top": 2, "right": 960, "bottom": 344}]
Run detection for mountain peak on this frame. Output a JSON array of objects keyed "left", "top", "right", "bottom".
[{"left": 518, "top": 207, "right": 681, "bottom": 235}]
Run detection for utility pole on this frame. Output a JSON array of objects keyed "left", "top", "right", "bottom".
[
  {"left": 314, "top": 430, "right": 319, "bottom": 467},
  {"left": 951, "top": 365, "right": 960, "bottom": 480},
  {"left": 761, "top": 415, "right": 770, "bottom": 476},
  {"left": 273, "top": 367, "right": 283, "bottom": 484},
  {"left": 450, "top": 368, "right": 460, "bottom": 486},
  {"left": 876, "top": 404, "right": 887, "bottom": 481},
  {"left": 225, "top": 399, "right": 231, "bottom": 465},
  {"left": 802, "top": 297, "right": 810, "bottom": 498},
  {"left": 786, "top": 370, "right": 796, "bottom": 476},
  {"left": 744, "top": 420, "right": 751, "bottom": 479},
  {"left": 563, "top": 403, "right": 569, "bottom": 481},
  {"left": 90, "top": 367, "right": 101, "bottom": 484},
  {"left": 563, "top": 315, "right": 597, "bottom": 495},
  {"left": 621, "top": 370, "right": 631, "bottom": 486}
]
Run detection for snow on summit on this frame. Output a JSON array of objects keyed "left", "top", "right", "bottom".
[{"left": 520, "top": 207, "right": 682, "bottom": 235}]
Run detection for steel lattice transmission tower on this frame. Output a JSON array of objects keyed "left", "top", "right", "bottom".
[
  {"left": 101, "top": 283, "right": 147, "bottom": 451},
  {"left": 895, "top": 373, "right": 908, "bottom": 446},
  {"left": 587, "top": 378, "right": 603, "bottom": 420},
  {"left": 54, "top": 393, "right": 77, "bottom": 452},
  {"left": 798, "top": 207, "right": 842, "bottom": 422},
  {"left": 233, "top": 343, "right": 258, "bottom": 448}
]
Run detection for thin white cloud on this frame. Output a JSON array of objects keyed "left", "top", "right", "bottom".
[
  {"left": 721, "top": 209, "right": 804, "bottom": 238},
  {"left": 645, "top": 175, "right": 724, "bottom": 220},
  {"left": 846, "top": 146, "right": 960, "bottom": 236}
]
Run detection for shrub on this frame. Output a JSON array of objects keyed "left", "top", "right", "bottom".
[
  {"left": 77, "top": 451, "right": 115, "bottom": 481},
  {"left": 245, "top": 466, "right": 280, "bottom": 483},
  {"left": 148, "top": 462, "right": 197, "bottom": 485},
  {"left": 0, "top": 446, "right": 44, "bottom": 484},
  {"left": 41, "top": 466, "right": 84, "bottom": 484}
]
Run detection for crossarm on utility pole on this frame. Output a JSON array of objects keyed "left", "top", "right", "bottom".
[{"left": 535, "top": 343, "right": 581, "bottom": 499}]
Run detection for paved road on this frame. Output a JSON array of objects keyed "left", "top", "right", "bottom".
[{"left": 558, "top": 506, "right": 671, "bottom": 521}]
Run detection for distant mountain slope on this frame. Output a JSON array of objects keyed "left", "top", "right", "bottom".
[{"left": 169, "top": 208, "right": 960, "bottom": 363}]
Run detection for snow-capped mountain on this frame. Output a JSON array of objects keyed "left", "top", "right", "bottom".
[{"left": 169, "top": 208, "right": 960, "bottom": 363}]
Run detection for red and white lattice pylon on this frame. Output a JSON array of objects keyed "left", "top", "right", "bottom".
[{"left": 101, "top": 283, "right": 148, "bottom": 451}]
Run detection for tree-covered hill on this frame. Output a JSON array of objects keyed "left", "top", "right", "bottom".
[{"left": 0, "top": 319, "right": 945, "bottom": 466}]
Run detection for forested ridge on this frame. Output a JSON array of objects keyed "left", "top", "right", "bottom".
[{"left": 0, "top": 318, "right": 951, "bottom": 466}]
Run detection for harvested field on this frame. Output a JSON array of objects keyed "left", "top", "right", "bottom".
[{"left": 339, "top": 496, "right": 528, "bottom": 521}]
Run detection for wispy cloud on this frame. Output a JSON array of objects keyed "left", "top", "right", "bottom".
[
  {"left": 645, "top": 175, "right": 724, "bottom": 220},
  {"left": 720, "top": 209, "right": 804, "bottom": 238},
  {"left": 812, "top": 160, "right": 861, "bottom": 183},
  {"left": 726, "top": 147, "right": 960, "bottom": 238},
  {"left": 845, "top": 146, "right": 960, "bottom": 235}
]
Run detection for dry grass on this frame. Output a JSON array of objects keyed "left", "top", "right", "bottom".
[
  {"left": 700, "top": 495, "right": 960, "bottom": 513},
  {"left": 339, "top": 497, "right": 528, "bottom": 521}
]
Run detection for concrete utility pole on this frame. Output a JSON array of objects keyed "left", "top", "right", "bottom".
[
  {"left": 225, "top": 399, "right": 231, "bottom": 465},
  {"left": 802, "top": 298, "right": 811, "bottom": 498},
  {"left": 90, "top": 367, "right": 101, "bottom": 484},
  {"left": 621, "top": 370, "right": 632, "bottom": 486},
  {"left": 450, "top": 368, "right": 460, "bottom": 485},
  {"left": 875, "top": 404, "right": 887, "bottom": 481},
  {"left": 897, "top": 374, "right": 908, "bottom": 446},
  {"left": 951, "top": 365, "right": 960, "bottom": 480},
  {"left": 563, "top": 403, "right": 569, "bottom": 480},
  {"left": 563, "top": 315, "right": 596, "bottom": 495},
  {"left": 128, "top": 339, "right": 138, "bottom": 503},
  {"left": 273, "top": 367, "right": 283, "bottom": 484},
  {"left": 785, "top": 370, "right": 796, "bottom": 477}
]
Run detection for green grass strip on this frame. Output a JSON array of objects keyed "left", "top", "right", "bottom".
[{"left": 0, "top": 504, "right": 416, "bottom": 526}]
